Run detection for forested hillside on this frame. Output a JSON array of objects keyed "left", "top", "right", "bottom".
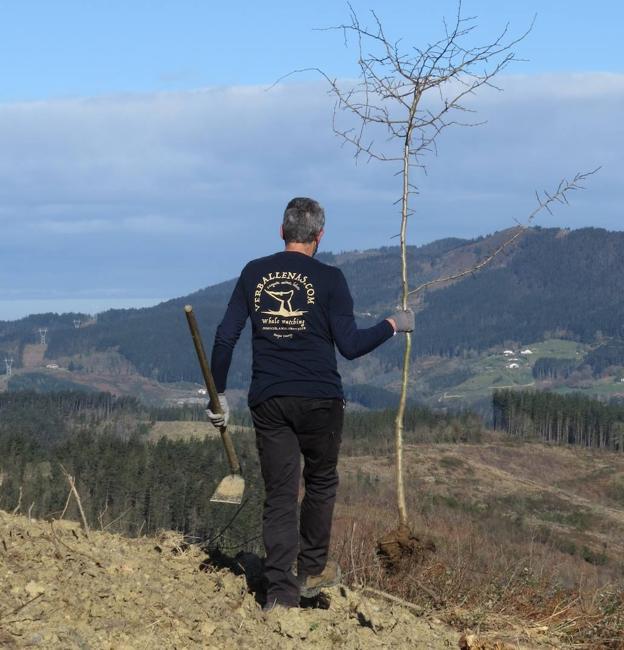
[
  {"left": 0, "top": 391, "right": 476, "bottom": 540},
  {"left": 1, "top": 227, "right": 623, "bottom": 390},
  {"left": 493, "top": 389, "right": 624, "bottom": 450},
  {"left": 414, "top": 227, "right": 624, "bottom": 356}
]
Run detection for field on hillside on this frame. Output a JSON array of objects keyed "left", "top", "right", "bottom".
[
  {"left": 334, "top": 437, "right": 624, "bottom": 647},
  {"left": 3, "top": 365, "right": 210, "bottom": 406},
  {"left": 3, "top": 333, "right": 623, "bottom": 414},
  {"left": 21, "top": 343, "right": 47, "bottom": 369},
  {"left": 406, "top": 339, "right": 624, "bottom": 409},
  {"left": 339, "top": 438, "right": 624, "bottom": 560},
  {"left": 147, "top": 421, "right": 253, "bottom": 442}
]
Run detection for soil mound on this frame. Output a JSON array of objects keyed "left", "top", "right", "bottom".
[{"left": 0, "top": 511, "right": 464, "bottom": 649}]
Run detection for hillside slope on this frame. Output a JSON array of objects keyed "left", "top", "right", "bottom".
[
  {"left": 1, "top": 226, "right": 623, "bottom": 397},
  {"left": 0, "top": 511, "right": 547, "bottom": 649}
]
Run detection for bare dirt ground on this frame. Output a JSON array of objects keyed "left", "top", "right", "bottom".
[
  {"left": 20, "top": 345, "right": 46, "bottom": 369},
  {"left": 0, "top": 511, "right": 460, "bottom": 649},
  {"left": 0, "top": 511, "right": 559, "bottom": 650}
]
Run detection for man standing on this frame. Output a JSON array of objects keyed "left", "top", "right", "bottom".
[{"left": 208, "top": 197, "right": 414, "bottom": 611}]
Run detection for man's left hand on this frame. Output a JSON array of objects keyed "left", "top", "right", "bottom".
[{"left": 387, "top": 308, "right": 415, "bottom": 333}]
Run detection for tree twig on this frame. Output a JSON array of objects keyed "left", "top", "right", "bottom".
[
  {"left": 363, "top": 585, "right": 442, "bottom": 610},
  {"left": 11, "top": 486, "right": 22, "bottom": 515},
  {"left": 59, "top": 489, "right": 72, "bottom": 519},
  {"left": 2, "top": 593, "right": 44, "bottom": 619},
  {"left": 102, "top": 507, "right": 132, "bottom": 532},
  {"left": 59, "top": 464, "right": 90, "bottom": 540},
  {"left": 49, "top": 520, "right": 104, "bottom": 567},
  {"left": 408, "top": 168, "right": 600, "bottom": 297}
]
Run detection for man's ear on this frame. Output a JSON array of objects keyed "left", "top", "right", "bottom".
[
  {"left": 317, "top": 228, "right": 325, "bottom": 243},
  {"left": 280, "top": 224, "right": 285, "bottom": 240}
]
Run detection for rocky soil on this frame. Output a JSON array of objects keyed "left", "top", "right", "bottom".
[{"left": 0, "top": 511, "right": 556, "bottom": 649}]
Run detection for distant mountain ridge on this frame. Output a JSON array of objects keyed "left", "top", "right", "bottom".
[{"left": 1, "top": 226, "right": 623, "bottom": 392}]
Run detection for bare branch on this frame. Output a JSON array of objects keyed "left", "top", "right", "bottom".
[
  {"left": 11, "top": 486, "right": 22, "bottom": 515},
  {"left": 408, "top": 169, "right": 600, "bottom": 297},
  {"left": 59, "top": 464, "right": 91, "bottom": 540}
]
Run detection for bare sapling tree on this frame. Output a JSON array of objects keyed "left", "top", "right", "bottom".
[{"left": 302, "top": 3, "right": 595, "bottom": 555}]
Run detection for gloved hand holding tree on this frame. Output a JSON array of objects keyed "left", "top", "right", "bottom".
[{"left": 387, "top": 308, "right": 414, "bottom": 333}]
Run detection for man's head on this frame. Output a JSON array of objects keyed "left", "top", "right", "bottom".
[{"left": 281, "top": 198, "right": 325, "bottom": 253}]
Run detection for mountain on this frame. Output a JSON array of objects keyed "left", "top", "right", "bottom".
[{"left": 1, "top": 226, "right": 624, "bottom": 404}]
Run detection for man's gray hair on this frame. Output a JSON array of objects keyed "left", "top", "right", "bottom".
[{"left": 282, "top": 197, "right": 325, "bottom": 243}]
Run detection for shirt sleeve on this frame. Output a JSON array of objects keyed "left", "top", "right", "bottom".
[
  {"left": 210, "top": 273, "right": 249, "bottom": 392},
  {"left": 328, "top": 269, "right": 394, "bottom": 360}
]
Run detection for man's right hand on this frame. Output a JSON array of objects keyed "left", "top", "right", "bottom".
[
  {"left": 206, "top": 393, "right": 229, "bottom": 428},
  {"left": 387, "top": 308, "right": 415, "bottom": 333}
]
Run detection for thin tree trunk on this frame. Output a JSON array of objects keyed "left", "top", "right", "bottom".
[{"left": 394, "top": 129, "right": 413, "bottom": 528}]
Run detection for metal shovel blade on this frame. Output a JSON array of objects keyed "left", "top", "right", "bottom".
[{"left": 210, "top": 474, "right": 245, "bottom": 504}]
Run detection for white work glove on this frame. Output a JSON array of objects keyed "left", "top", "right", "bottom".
[
  {"left": 388, "top": 308, "right": 415, "bottom": 333},
  {"left": 206, "top": 393, "right": 229, "bottom": 428}
]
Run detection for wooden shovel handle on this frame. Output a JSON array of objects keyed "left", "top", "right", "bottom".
[{"left": 184, "top": 305, "right": 241, "bottom": 474}]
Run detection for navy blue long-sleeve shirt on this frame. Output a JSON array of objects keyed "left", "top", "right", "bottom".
[{"left": 211, "top": 250, "right": 394, "bottom": 407}]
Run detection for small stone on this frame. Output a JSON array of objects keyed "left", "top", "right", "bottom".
[
  {"left": 25, "top": 580, "right": 45, "bottom": 597},
  {"left": 25, "top": 633, "right": 44, "bottom": 646},
  {"left": 200, "top": 621, "right": 216, "bottom": 637}
]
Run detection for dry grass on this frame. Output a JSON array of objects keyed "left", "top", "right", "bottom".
[
  {"left": 333, "top": 440, "right": 624, "bottom": 648},
  {"left": 147, "top": 421, "right": 253, "bottom": 442}
]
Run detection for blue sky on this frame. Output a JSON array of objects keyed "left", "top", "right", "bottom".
[
  {"left": 0, "top": 1, "right": 622, "bottom": 319},
  {"left": 1, "top": 0, "right": 622, "bottom": 99}
]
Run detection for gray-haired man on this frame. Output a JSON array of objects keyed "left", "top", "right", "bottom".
[{"left": 208, "top": 197, "right": 413, "bottom": 610}]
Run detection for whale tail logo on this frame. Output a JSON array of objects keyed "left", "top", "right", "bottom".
[{"left": 263, "top": 289, "right": 306, "bottom": 317}]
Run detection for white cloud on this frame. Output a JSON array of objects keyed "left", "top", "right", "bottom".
[
  {"left": 0, "top": 74, "right": 621, "bottom": 303},
  {"left": 40, "top": 218, "right": 112, "bottom": 235}
]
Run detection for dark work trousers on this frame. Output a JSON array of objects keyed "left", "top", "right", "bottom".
[{"left": 250, "top": 395, "right": 344, "bottom": 607}]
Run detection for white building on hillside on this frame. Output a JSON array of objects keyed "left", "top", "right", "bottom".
[
  {"left": 503, "top": 350, "right": 514, "bottom": 356},
  {"left": 520, "top": 349, "right": 533, "bottom": 355},
  {"left": 507, "top": 363, "right": 520, "bottom": 369}
]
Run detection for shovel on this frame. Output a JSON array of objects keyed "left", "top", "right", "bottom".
[{"left": 184, "top": 305, "right": 245, "bottom": 504}]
